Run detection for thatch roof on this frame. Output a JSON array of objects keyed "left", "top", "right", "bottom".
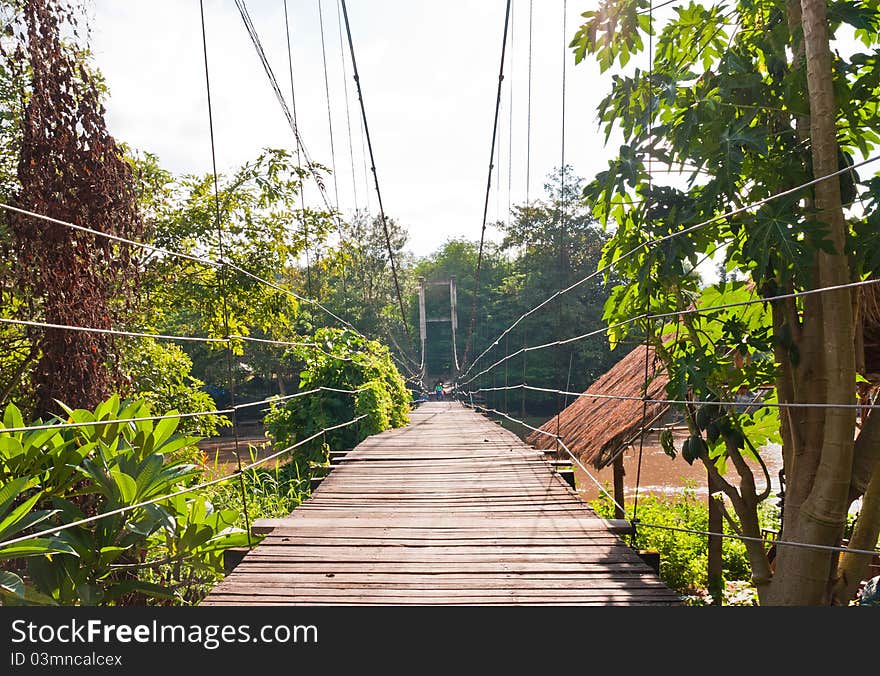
[
  {"left": 525, "top": 344, "right": 669, "bottom": 470},
  {"left": 862, "top": 285, "right": 880, "bottom": 376}
]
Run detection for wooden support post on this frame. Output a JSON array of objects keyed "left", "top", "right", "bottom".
[
  {"left": 707, "top": 473, "right": 724, "bottom": 604},
  {"left": 613, "top": 452, "right": 626, "bottom": 520}
]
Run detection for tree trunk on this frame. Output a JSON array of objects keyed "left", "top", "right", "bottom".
[
  {"left": 765, "top": 0, "right": 857, "bottom": 605},
  {"left": 708, "top": 473, "right": 724, "bottom": 604},
  {"left": 613, "top": 452, "right": 626, "bottom": 520},
  {"left": 833, "top": 463, "right": 880, "bottom": 604}
]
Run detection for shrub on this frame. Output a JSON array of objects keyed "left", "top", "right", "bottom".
[
  {"left": 591, "top": 484, "right": 760, "bottom": 594},
  {"left": 264, "top": 327, "right": 410, "bottom": 469},
  {"left": 0, "top": 397, "right": 248, "bottom": 606}
]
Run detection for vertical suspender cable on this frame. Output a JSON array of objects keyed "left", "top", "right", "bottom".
[
  {"left": 283, "top": 0, "right": 313, "bottom": 298},
  {"left": 461, "top": 0, "right": 513, "bottom": 370},
  {"left": 525, "top": 0, "right": 534, "bottom": 204},
  {"left": 632, "top": 0, "right": 654, "bottom": 544},
  {"left": 340, "top": 0, "right": 412, "bottom": 344},
  {"left": 555, "top": 0, "right": 568, "bottom": 436},
  {"left": 507, "top": 1, "right": 515, "bottom": 231},
  {"left": 318, "top": 0, "right": 340, "bottom": 214},
  {"left": 199, "top": 0, "right": 252, "bottom": 548},
  {"left": 336, "top": 0, "right": 359, "bottom": 213}
]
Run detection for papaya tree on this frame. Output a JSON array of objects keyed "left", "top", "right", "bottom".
[{"left": 573, "top": 0, "right": 880, "bottom": 604}]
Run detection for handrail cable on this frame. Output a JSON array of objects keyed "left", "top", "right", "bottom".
[
  {"left": 457, "top": 152, "right": 880, "bottom": 381},
  {"left": 463, "top": 382, "right": 880, "bottom": 412},
  {"left": 0, "top": 202, "right": 361, "bottom": 336},
  {"left": 0, "top": 414, "right": 368, "bottom": 551},
  {"left": 462, "top": 401, "right": 880, "bottom": 558},
  {"left": 460, "top": 274, "right": 880, "bottom": 385},
  {"left": 0, "top": 386, "right": 369, "bottom": 435}
]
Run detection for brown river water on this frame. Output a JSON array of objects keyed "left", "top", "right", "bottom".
[
  {"left": 570, "top": 429, "right": 785, "bottom": 503},
  {"left": 500, "top": 422, "right": 785, "bottom": 504}
]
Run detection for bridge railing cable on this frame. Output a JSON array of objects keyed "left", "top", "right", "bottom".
[
  {"left": 460, "top": 400, "right": 880, "bottom": 559},
  {"left": 0, "top": 386, "right": 370, "bottom": 435},
  {"left": 0, "top": 413, "right": 368, "bottom": 552},
  {"left": 462, "top": 382, "right": 880, "bottom": 413},
  {"left": 0, "top": 202, "right": 364, "bottom": 338},
  {"left": 459, "top": 274, "right": 880, "bottom": 387},
  {"left": 457, "top": 152, "right": 880, "bottom": 382}
]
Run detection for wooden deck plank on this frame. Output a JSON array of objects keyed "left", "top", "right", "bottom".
[{"left": 202, "top": 401, "right": 679, "bottom": 606}]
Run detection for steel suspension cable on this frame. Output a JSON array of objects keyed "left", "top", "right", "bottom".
[
  {"left": 199, "top": 0, "right": 252, "bottom": 548},
  {"left": 317, "top": 0, "right": 341, "bottom": 215},
  {"left": 283, "top": 0, "right": 313, "bottom": 297},
  {"left": 458, "top": 152, "right": 880, "bottom": 381},
  {"left": 462, "top": 400, "right": 880, "bottom": 559},
  {"left": 460, "top": 0, "right": 513, "bottom": 369},
  {"left": 336, "top": 0, "right": 359, "bottom": 213},
  {"left": 339, "top": 0, "right": 411, "bottom": 345},
  {"left": 234, "top": 0, "right": 334, "bottom": 220}
]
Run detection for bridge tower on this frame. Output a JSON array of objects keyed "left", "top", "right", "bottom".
[{"left": 418, "top": 276, "right": 460, "bottom": 383}]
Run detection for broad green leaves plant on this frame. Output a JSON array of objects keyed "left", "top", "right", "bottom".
[{"left": 0, "top": 397, "right": 248, "bottom": 606}]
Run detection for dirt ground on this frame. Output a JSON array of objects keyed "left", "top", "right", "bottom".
[{"left": 197, "top": 425, "right": 274, "bottom": 478}]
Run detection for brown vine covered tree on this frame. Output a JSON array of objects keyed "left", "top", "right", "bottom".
[{"left": 9, "top": 0, "right": 144, "bottom": 415}]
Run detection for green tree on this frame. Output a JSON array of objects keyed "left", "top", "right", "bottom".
[
  {"left": 132, "top": 148, "right": 336, "bottom": 401},
  {"left": 498, "top": 167, "right": 616, "bottom": 402},
  {"left": 573, "top": 0, "right": 880, "bottom": 604},
  {"left": 7, "top": 0, "right": 146, "bottom": 416},
  {"left": 321, "top": 210, "right": 420, "bottom": 380}
]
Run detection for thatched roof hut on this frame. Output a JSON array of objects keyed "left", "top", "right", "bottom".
[
  {"left": 526, "top": 344, "right": 669, "bottom": 470},
  {"left": 861, "top": 284, "right": 880, "bottom": 377}
]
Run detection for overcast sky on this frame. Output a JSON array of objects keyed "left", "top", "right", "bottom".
[{"left": 88, "top": 0, "right": 628, "bottom": 256}]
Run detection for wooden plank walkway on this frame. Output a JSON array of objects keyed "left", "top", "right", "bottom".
[{"left": 202, "top": 401, "right": 680, "bottom": 605}]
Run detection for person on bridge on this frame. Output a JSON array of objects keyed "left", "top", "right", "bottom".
[{"left": 434, "top": 380, "right": 444, "bottom": 401}]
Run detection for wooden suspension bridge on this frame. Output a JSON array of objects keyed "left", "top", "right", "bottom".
[{"left": 203, "top": 401, "right": 679, "bottom": 606}]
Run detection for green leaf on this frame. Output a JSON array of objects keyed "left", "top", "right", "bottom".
[
  {"left": 0, "top": 492, "right": 43, "bottom": 540},
  {"left": 109, "top": 469, "right": 138, "bottom": 504},
  {"left": 98, "top": 546, "right": 129, "bottom": 567},
  {"left": 0, "top": 538, "right": 77, "bottom": 561},
  {"left": 2, "top": 403, "right": 24, "bottom": 431},
  {"left": 0, "top": 570, "right": 24, "bottom": 598}
]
